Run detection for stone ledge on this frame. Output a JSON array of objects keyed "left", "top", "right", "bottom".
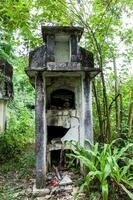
[
  {"left": 47, "top": 62, "right": 81, "bottom": 71},
  {"left": 33, "top": 182, "right": 50, "bottom": 197}
]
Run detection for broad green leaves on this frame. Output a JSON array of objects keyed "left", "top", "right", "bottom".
[{"left": 69, "top": 140, "right": 133, "bottom": 200}]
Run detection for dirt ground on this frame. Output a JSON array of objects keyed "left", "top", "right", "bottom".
[{"left": 0, "top": 151, "right": 90, "bottom": 200}]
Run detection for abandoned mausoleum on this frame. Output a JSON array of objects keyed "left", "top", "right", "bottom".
[
  {"left": 25, "top": 26, "right": 100, "bottom": 188},
  {"left": 0, "top": 59, "right": 13, "bottom": 132}
]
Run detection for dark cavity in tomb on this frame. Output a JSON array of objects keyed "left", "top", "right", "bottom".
[
  {"left": 49, "top": 89, "right": 75, "bottom": 109},
  {"left": 51, "top": 150, "right": 61, "bottom": 166},
  {"left": 47, "top": 126, "right": 69, "bottom": 143}
]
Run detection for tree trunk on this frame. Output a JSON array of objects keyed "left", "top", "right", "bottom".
[
  {"left": 92, "top": 80, "right": 105, "bottom": 142},
  {"left": 113, "top": 57, "right": 121, "bottom": 136},
  {"left": 128, "top": 88, "right": 133, "bottom": 136},
  {"left": 101, "top": 69, "right": 111, "bottom": 142}
]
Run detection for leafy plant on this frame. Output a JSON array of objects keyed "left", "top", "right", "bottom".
[
  {"left": 68, "top": 140, "right": 133, "bottom": 200},
  {"left": 0, "top": 107, "right": 34, "bottom": 163}
]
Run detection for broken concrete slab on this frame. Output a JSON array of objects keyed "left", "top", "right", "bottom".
[
  {"left": 63, "top": 185, "right": 73, "bottom": 192},
  {"left": 59, "top": 175, "right": 72, "bottom": 186}
]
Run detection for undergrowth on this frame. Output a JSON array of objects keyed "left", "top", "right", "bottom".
[
  {"left": 0, "top": 107, "right": 34, "bottom": 163},
  {"left": 0, "top": 147, "right": 35, "bottom": 200},
  {"left": 68, "top": 139, "right": 133, "bottom": 200}
]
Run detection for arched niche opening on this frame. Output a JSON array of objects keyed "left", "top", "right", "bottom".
[{"left": 49, "top": 89, "right": 75, "bottom": 110}]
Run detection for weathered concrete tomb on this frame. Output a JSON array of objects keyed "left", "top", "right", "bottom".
[
  {"left": 26, "top": 26, "right": 100, "bottom": 189},
  {"left": 0, "top": 59, "right": 13, "bottom": 132}
]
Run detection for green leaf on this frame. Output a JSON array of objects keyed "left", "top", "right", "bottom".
[
  {"left": 104, "top": 163, "right": 111, "bottom": 179},
  {"left": 101, "top": 180, "right": 108, "bottom": 200}
]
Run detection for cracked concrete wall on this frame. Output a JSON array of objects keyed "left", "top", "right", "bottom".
[
  {"left": 46, "top": 75, "right": 82, "bottom": 144},
  {"left": 47, "top": 110, "right": 80, "bottom": 143},
  {"left": 27, "top": 26, "right": 97, "bottom": 188},
  {"left": 43, "top": 72, "right": 93, "bottom": 148},
  {"left": 41, "top": 72, "right": 93, "bottom": 178}
]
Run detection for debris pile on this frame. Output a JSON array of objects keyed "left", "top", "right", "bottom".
[
  {"left": 45, "top": 169, "right": 74, "bottom": 199},
  {"left": 0, "top": 167, "right": 87, "bottom": 199},
  {"left": 31, "top": 168, "right": 86, "bottom": 200}
]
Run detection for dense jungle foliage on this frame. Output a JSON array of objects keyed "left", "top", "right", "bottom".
[{"left": 0, "top": 0, "right": 133, "bottom": 199}]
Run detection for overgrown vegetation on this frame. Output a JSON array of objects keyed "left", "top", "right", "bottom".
[
  {"left": 0, "top": 147, "right": 35, "bottom": 200},
  {"left": 0, "top": 107, "right": 34, "bottom": 163},
  {"left": 68, "top": 140, "right": 133, "bottom": 199}
]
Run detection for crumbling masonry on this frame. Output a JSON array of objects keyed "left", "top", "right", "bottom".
[
  {"left": 25, "top": 26, "right": 100, "bottom": 189},
  {"left": 0, "top": 59, "right": 13, "bottom": 132}
]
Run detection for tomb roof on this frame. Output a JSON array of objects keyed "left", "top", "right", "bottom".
[{"left": 41, "top": 26, "right": 84, "bottom": 42}]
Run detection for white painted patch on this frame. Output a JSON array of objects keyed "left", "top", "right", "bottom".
[
  {"left": 0, "top": 100, "right": 6, "bottom": 132},
  {"left": 61, "top": 127, "right": 79, "bottom": 143}
]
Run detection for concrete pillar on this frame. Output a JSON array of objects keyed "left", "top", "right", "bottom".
[
  {"left": 0, "top": 100, "right": 6, "bottom": 133},
  {"left": 83, "top": 73, "right": 93, "bottom": 146},
  {"left": 35, "top": 72, "right": 47, "bottom": 189}
]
